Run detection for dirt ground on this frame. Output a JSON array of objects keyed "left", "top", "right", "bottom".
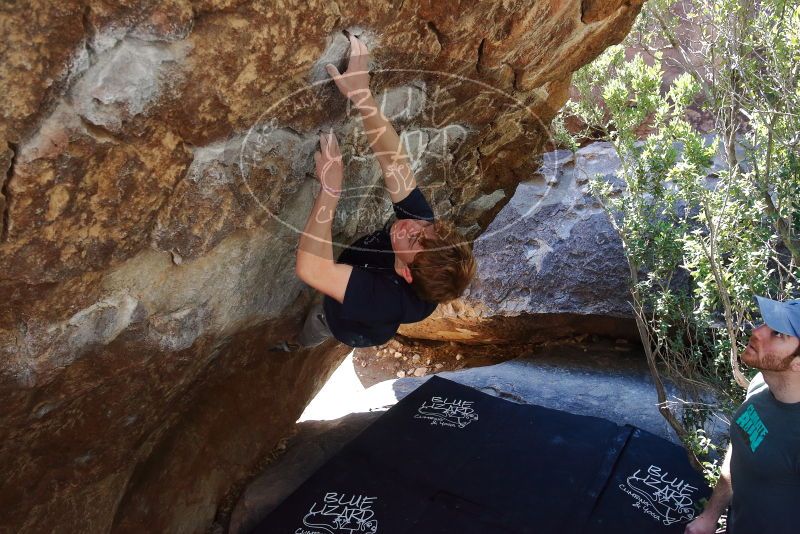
[{"left": 352, "top": 334, "right": 637, "bottom": 388}]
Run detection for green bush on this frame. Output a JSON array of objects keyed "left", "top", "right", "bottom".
[{"left": 560, "top": 0, "right": 799, "bottom": 473}]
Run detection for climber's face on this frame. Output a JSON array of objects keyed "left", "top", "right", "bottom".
[{"left": 390, "top": 219, "right": 435, "bottom": 266}]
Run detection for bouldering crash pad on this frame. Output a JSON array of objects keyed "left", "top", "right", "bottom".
[{"left": 252, "top": 376, "right": 710, "bottom": 533}]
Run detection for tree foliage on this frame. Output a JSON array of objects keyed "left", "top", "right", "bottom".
[{"left": 560, "top": 0, "right": 800, "bottom": 476}]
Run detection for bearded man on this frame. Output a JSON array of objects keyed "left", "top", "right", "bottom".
[{"left": 685, "top": 296, "right": 800, "bottom": 534}]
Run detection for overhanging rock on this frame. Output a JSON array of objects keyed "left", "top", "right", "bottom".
[{"left": 0, "top": 2, "right": 644, "bottom": 532}]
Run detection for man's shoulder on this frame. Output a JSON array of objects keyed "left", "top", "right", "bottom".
[
  {"left": 393, "top": 186, "right": 434, "bottom": 221},
  {"left": 397, "top": 278, "right": 438, "bottom": 317},
  {"left": 348, "top": 228, "right": 391, "bottom": 249},
  {"left": 339, "top": 230, "right": 393, "bottom": 267},
  {"left": 745, "top": 372, "right": 768, "bottom": 400}
]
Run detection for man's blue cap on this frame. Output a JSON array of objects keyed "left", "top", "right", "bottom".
[{"left": 755, "top": 295, "right": 800, "bottom": 338}]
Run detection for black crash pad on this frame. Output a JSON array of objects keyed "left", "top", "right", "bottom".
[{"left": 252, "top": 376, "right": 710, "bottom": 534}]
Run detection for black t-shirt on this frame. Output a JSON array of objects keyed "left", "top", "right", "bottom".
[{"left": 323, "top": 187, "right": 438, "bottom": 347}]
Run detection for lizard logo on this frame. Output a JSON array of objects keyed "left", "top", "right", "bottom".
[
  {"left": 297, "top": 492, "right": 379, "bottom": 534},
  {"left": 414, "top": 396, "right": 479, "bottom": 429},
  {"left": 619, "top": 465, "right": 699, "bottom": 526}
]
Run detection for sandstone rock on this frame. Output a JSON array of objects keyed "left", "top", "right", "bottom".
[
  {"left": 0, "top": 2, "right": 643, "bottom": 532},
  {"left": 582, "top": 0, "right": 633, "bottom": 24}
]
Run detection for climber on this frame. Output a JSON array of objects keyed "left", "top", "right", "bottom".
[
  {"left": 684, "top": 296, "right": 800, "bottom": 534},
  {"left": 286, "top": 34, "right": 475, "bottom": 349}
]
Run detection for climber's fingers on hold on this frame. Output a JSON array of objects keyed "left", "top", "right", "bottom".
[
  {"left": 356, "top": 36, "right": 369, "bottom": 67},
  {"left": 348, "top": 34, "right": 368, "bottom": 73},
  {"left": 318, "top": 133, "right": 331, "bottom": 163},
  {"left": 326, "top": 63, "right": 350, "bottom": 97},
  {"left": 326, "top": 129, "right": 339, "bottom": 150},
  {"left": 325, "top": 63, "right": 341, "bottom": 81},
  {"left": 318, "top": 131, "right": 341, "bottom": 161},
  {"left": 348, "top": 34, "right": 360, "bottom": 67}
]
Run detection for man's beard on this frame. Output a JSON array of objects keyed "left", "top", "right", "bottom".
[{"left": 748, "top": 343, "right": 800, "bottom": 372}]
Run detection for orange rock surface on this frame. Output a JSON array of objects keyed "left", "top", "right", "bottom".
[{"left": 0, "top": 1, "right": 643, "bottom": 531}]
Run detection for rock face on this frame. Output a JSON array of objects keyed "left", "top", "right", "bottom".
[
  {"left": 0, "top": 2, "right": 643, "bottom": 533},
  {"left": 400, "top": 142, "right": 638, "bottom": 343}
]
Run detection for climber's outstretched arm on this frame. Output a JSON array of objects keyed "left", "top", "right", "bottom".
[
  {"left": 326, "top": 35, "right": 417, "bottom": 204},
  {"left": 295, "top": 132, "right": 352, "bottom": 304}
]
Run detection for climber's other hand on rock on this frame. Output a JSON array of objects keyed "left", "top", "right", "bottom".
[
  {"left": 325, "top": 34, "right": 371, "bottom": 104},
  {"left": 314, "top": 130, "right": 343, "bottom": 197}
]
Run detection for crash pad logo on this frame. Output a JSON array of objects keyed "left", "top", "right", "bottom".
[
  {"left": 414, "top": 396, "right": 479, "bottom": 428},
  {"left": 297, "top": 492, "right": 378, "bottom": 534},
  {"left": 618, "top": 465, "right": 699, "bottom": 526}
]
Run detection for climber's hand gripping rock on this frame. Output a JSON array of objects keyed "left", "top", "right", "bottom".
[
  {"left": 325, "top": 34, "right": 372, "bottom": 105},
  {"left": 314, "top": 130, "right": 343, "bottom": 197}
]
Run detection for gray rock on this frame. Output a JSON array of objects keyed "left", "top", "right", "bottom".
[
  {"left": 72, "top": 37, "right": 190, "bottom": 133},
  {"left": 399, "top": 142, "right": 635, "bottom": 342},
  {"left": 391, "top": 350, "right": 689, "bottom": 443},
  {"left": 463, "top": 189, "right": 506, "bottom": 220},
  {"left": 472, "top": 142, "right": 630, "bottom": 317},
  {"left": 377, "top": 84, "right": 427, "bottom": 122}
]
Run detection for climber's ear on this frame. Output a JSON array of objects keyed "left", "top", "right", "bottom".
[{"left": 398, "top": 264, "right": 413, "bottom": 284}]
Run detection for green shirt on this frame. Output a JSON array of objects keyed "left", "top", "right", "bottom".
[{"left": 728, "top": 372, "right": 800, "bottom": 534}]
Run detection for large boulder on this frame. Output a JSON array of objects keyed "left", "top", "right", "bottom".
[
  {"left": 400, "top": 142, "right": 638, "bottom": 344},
  {"left": 0, "top": 2, "right": 643, "bottom": 532}
]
